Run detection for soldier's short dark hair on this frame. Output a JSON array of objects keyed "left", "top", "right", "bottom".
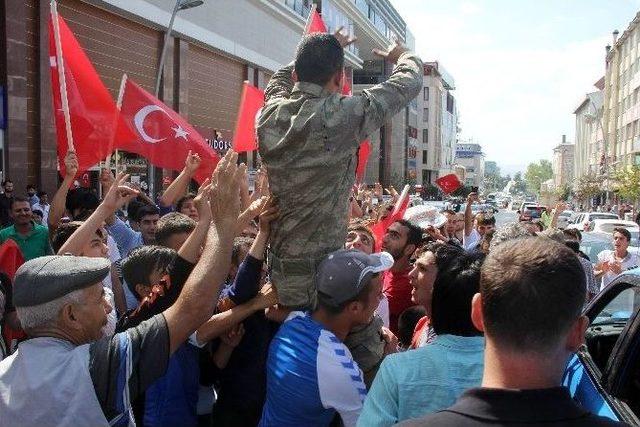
[
  {"left": 295, "top": 34, "right": 344, "bottom": 86},
  {"left": 155, "top": 212, "right": 196, "bottom": 247},
  {"left": 480, "top": 237, "right": 585, "bottom": 353}
]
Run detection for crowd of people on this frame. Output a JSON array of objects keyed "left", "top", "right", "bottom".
[{"left": 0, "top": 31, "right": 632, "bottom": 427}]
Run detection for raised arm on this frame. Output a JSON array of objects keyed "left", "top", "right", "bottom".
[
  {"left": 549, "top": 202, "right": 567, "bottom": 229},
  {"left": 57, "top": 173, "right": 139, "bottom": 255},
  {"left": 263, "top": 62, "right": 295, "bottom": 103},
  {"left": 163, "top": 151, "right": 243, "bottom": 354},
  {"left": 177, "top": 179, "right": 212, "bottom": 264},
  {"left": 48, "top": 151, "right": 79, "bottom": 233},
  {"left": 465, "top": 193, "right": 479, "bottom": 237},
  {"left": 159, "top": 151, "right": 201, "bottom": 208},
  {"left": 353, "top": 41, "right": 423, "bottom": 141}
]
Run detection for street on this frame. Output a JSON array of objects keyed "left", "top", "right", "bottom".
[{"left": 495, "top": 208, "right": 518, "bottom": 228}]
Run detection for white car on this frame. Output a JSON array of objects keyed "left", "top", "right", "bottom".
[
  {"left": 556, "top": 210, "right": 575, "bottom": 229},
  {"left": 566, "top": 212, "right": 619, "bottom": 231},
  {"left": 586, "top": 219, "right": 639, "bottom": 235}
]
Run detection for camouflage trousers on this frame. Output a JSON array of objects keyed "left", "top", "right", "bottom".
[
  {"left": 268, "top": 250, "right": 332, "bottom": 309},
  {"left": 344, "top": 314, "right": 386, "bottom": 389}
]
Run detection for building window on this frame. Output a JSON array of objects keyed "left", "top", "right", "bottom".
[
  {"left": 423, "top": 87, "right": 429, "bottom": 101},
  {"left": 422, "top": 150, "right": 428, "bottom": 164},
  {"left": 423, "top": 108, "right": 429, "bottom": 122},
  {"left": 423, "top": 129, "right": 428, "bottom": 144},
  {"left": 466, "top": 167, "right": 475, "bottom": 173},
  {"left": 446, "top": 93, "right": 454, "bottom": 113}
]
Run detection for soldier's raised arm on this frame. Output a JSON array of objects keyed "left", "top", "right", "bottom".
[
  {"left": 351, "top": 41, "right": 423, "bottom": 142},
  {"left": 264, "top": 62, "right": 295, "bottom": 103}
]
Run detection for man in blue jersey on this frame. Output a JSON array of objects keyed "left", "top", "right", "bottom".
[{"left": 259, "top": 249, "right": 394, "bottom": 427}]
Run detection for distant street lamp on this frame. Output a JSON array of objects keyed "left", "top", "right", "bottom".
[{"left": 149, "top": 0, "right": 204, "bottom": 197}]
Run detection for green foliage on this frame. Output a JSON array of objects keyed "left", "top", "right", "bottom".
[
  {"left": 512, "top": 172, "right": 528, "bottom": 194},
  {"left": 612, "top": 165, "right": 640, "bottom": 201},
  {"left": 555, "top": 183, "right": 572, "bottom": 201},
  {"left": 524, "top": 160, "right": 553, "bottom": 194},
  {"left": 574, "top": 174, "right": 602, "bottom": 201}
]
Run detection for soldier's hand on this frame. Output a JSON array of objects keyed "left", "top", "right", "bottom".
[
  {"left": 373, "top": 40, "right": 409, "bottom": 65},
  {"left": 333, "top": 26, "right": 357, "bottom": 48}
]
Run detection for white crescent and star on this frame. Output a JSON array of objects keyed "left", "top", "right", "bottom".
[{"left": 133, "top": 105, "right": 189, "bottom": 143}]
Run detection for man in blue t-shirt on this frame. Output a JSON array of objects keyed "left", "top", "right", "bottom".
[{"left": 259, "top": 249, "right": 394, "bottom": 427}]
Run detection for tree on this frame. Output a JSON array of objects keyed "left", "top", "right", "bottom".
[
  {"left": 524, "top": 160, "right": 553, "bottom": 194},
  {"left": 574, "top": 174, "right": 601, "bottom": 202},
  {"left": 512, "top": 172, "right": 527, "bottom": 194},
  {"left": 555, "top": 183, "right": 572, "bottom": 201},
  {"left": 612, "top": 165, "right": 640, "bottom": 202}
]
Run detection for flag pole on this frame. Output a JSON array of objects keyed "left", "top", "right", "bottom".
[
  {"left": 106, "top": 74, "right": 127, "bottom": 172},
  {"left": 392, "top": 185, "right": 410, "bottom": 216},
  {"left": 50, "top": 0, "right": 75, "bottom": 152},
  {"left": 303, "top": 3, "right": 317, "bottom": 34}
]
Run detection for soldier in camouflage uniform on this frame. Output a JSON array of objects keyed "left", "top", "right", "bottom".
[{"left": 258, "top": 32, "right": 423, "bottom": 309}]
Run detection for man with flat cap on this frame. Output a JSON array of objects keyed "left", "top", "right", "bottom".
[{"left": 0, "top": 150, "right": 244, "bottom": 427}]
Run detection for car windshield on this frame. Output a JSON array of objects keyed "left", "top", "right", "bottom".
[
  {"left": 590, "top": 213, "right": 619, "bottom": 220},
  {"left": 592, "top": 287, "right": 640, "bottom": 326}
]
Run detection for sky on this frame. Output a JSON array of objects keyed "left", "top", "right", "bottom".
[{"left": 391, "top": 0, "right": 640, "bottom": 176}]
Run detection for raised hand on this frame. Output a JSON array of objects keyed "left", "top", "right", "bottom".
[
  {"left": 372, "top": 39, "right": 409, "bottom": 65},
  {"left": 258, "top": 196, "right": 280, "bottom": 236},
  {"left": 102, "top": 173, "right": 139, "bottom": 211},
  {"left": 185, "top": 150, "right": 202, "bottom": 176},
  {"left": 210, "top": 151, "right": 243, "bottom": 227},
  {"left": 333, "top": 26, "right": 357, "bottom": 48},
  {"left": 64, "top": 151, "right": 79, "bottom": 178},
  {"left": 252, "top": 282, "right": 278, "bottom": 310},
  {"left": 193, "top": 178, "right": 213, "bottom": 221}
]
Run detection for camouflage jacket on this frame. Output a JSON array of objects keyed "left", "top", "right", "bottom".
[{"left": 258, "top": 52, "right": 423, "bottom": 258}]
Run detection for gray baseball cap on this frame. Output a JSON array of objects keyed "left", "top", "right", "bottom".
[
  {"left": 13, "top": 255, "right": 111, "bottom": 307},
  {"left": 316, "top": 249, "right": 394, "bottom": 307}
]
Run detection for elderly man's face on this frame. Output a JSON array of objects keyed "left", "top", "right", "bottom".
[{"left": 72, "top": 283, "right": 112, "bottom": 342}]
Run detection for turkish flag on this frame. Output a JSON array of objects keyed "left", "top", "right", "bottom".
[
  {"left": 48, "top": 13, "right": 117, "bottom": 177},
  {"left": 306, "top": 7, "right": 328, "bottom": 34},
  {"left": 372, "top": 185, "right": 411, "bottom": 251},
  {"left": 233, "top": 82, "right": 264, "bottom": 153},
  {"left": 114, "top": 76, "right": 220, "bottom": 184},
  {"left": 435, "top": 173, "right": 463, "bottom": 194}
]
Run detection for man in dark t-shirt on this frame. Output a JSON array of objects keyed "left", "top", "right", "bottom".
[{"left": 399, "top": 238, "right": 629, "bottom": 427}]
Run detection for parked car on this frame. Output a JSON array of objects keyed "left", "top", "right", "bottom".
[
  {"left": 566, "top": 212, "right": 620, "bottom": 231},
  {"left": 563, "top": 271, "right": 640, "bottom": 424},
  {"left": 587, "top": 219, "right": 640, "bottom": 235},
  {"left": 518, "top": 205, "right": 546, "bottom": 221},
  {"left": 556, "top": 210, "right": 575, "bottom": 229},
  {"left": 518, "top": 201, "right": 538, "bottom": 213}
]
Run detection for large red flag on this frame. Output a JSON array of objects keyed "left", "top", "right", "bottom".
[
  {"left": 233, "top": 82, "right": 265, "bottom": 153},
  {"left": 114, "top": 76, "right": 220, "bottom": 184},
  {"left": 306, "top": 6, "right": 328, "bottom": 34},
  {"left": 435, "top": 173, "right": 462, "bottom": 194},
  {"left": 372, "top": 185, "right": 411, "bottom": 251},
  {"left": 48, "top": 13, "right": 117, "bottom": 177}
]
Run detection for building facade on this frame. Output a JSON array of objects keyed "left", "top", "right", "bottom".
[
  {"left": 1, "top": 0, "right": 415, "bottom": 194},
  {"left": 416, "top": 61, "right": 458, "bottom": 186},
  {"left": 603, "top": 14, "right": 640, "bottom": 175},
  {"left": 552, "top": 135, "right": 575, "bottom": 189},
  {"left": 574, "top": 90, "right": 605, "bottom": 183},
  {"left": 454, "top": 142, "right": 484, "bottom": 188}
]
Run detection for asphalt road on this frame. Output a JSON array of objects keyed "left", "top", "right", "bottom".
[{"left": 495, "top": 208, "right": 518, "bottom": 228}]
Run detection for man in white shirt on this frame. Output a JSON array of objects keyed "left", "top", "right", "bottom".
[
  {"left": 463, "top": 193, "right": 495, "bottom": 251},
  {"left": 595, "top": 227, "right": 640, "bottom": 290}
]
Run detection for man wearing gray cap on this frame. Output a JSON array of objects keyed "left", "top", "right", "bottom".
[
  {"left": 259, "top": 249, "right": 394, "bottom": 427},
  {"left": 0, "top": 150, "right": 243, "bottom": 427}
]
